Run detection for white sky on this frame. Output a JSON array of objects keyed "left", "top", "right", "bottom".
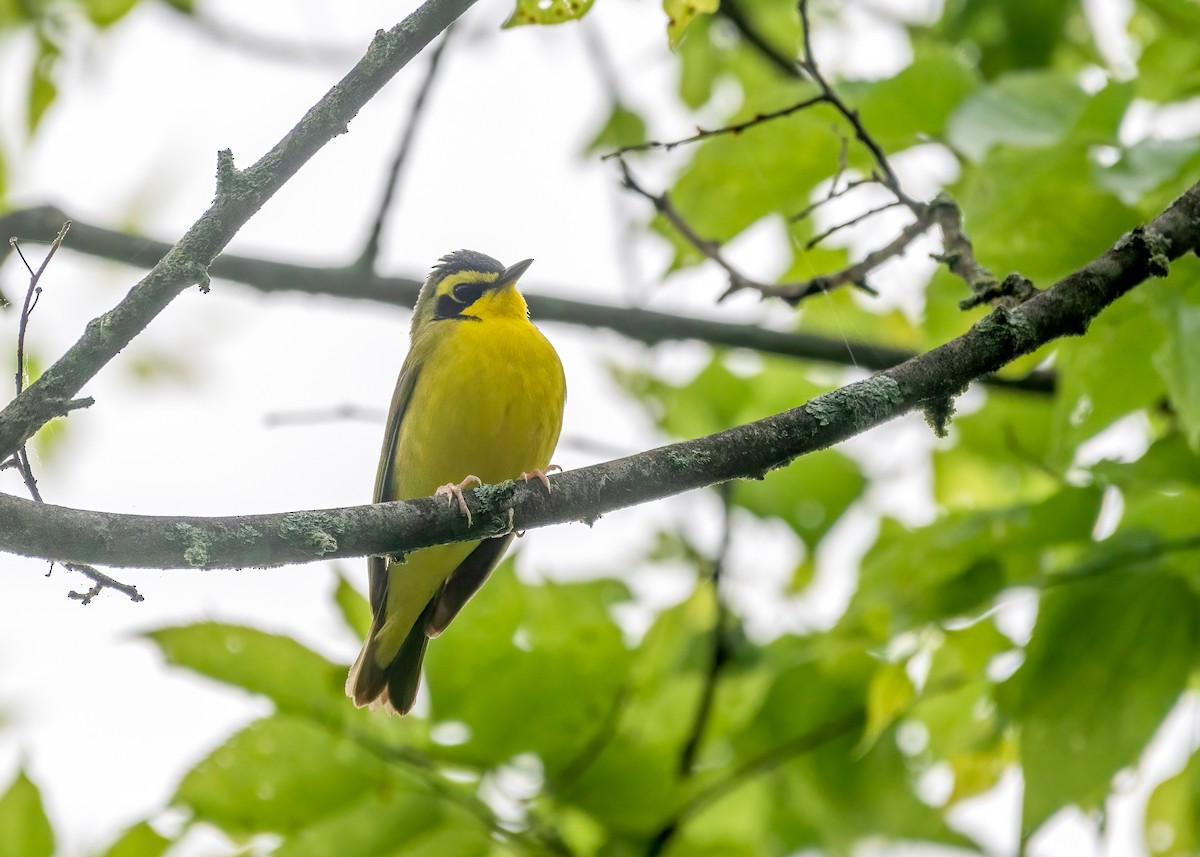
[{"left": 0, "top": 1, "right": 1188, "bottom": 856}]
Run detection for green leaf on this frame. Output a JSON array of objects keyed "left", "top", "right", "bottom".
[
  {"left": 859, "top": 661, "right": 915, "bottom": 752},
  {"left": 1135, "top": 0, "right": 1200, "bottom": 102},
  {"left": 553, "top": 586, "right": 714, "bottom": 834},
  {"left": 1145, "top": 746, "right": 1200, "bottom": 857},
  {"left": 334, "top": 572, "right": 372, "bottom": 639},
  {"left": 0, "top": 771, "right": 53, "bottom": 857},
  {"left": 84, "top": 0, "right": 139, "bottom": 26},
  {"left": 664, "top": 0, "right": 718, "bottom": 49},
  {"left": 273, "top": 785, "right": 490, "bottom": 857},
  {"left": 585, "top": 104, "right": 647, "bottom": 156},
  {"left": 426, "top": 561, "right": 633, "bottom": 778},
  {"left": 1151, "top": 288, "right": 1200, "bottom": 450},
  {"left": 503, "top": 0, "right": 593, "bottom": 28},
  {"left": 174, "top": 715, "right": 401, "bottom": 835},
  {"left": 28, "top": 34, "right": 59, "bottom": 134},
  {"left": 1095, "top": 139, "right": 1200, "bottom": 206},
  {"left": 99, "top": 822, "right": 170, "bottom": 857},
  {"left": 946, "top": 70, "right": 1088, "bottom": 162},
  {"left": 724, "top": 638, "right": 967, "bottom": 852},
  {"left": 146, "top": 623, "right": 350, "bottom": 726},
  {"left": 843, "top": 487, "right": 1103, "bottom": 641},
  {"left": 1051, "top": 288, "right": 1167, "bottom": 460},
  {"left": 933, "top": 388, "right": 1059, "bottom": 509},
  {"left": 999, "top": 571, "right": 1200, "bottom": 833},
  {"left": 1093, "top": 433, "right": 1200, "bottom": 491},
  {"left": 853, "top": 46, "right": 980, "bottom": 152}
]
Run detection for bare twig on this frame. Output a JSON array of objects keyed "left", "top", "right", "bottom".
[
  {"left": 804, "top": 199, "right": 903, "bottom": 249},
  {"left": 617, "top": 158, "right": 879, "bottom": 304},
  {"left": 8, "top": 225, "right": 144, "bottom": 604},
  {"left": 603, "top": 94, "right": 827, "bottom": 159},
  {"left": 789, "top": 175, "right": 879, "bottom": 224},
  {"left": 678, "top": 484, "right": 736, "bottom": 774},
  {"left": 263, "top": 403, "right": 385, "bottom": 427},
  {"left": 356, "top": 25, "right": 457, "bottom": 272},
  {"left": 607, "top": 0, "right": 1005, "bottom": 309},
  {"left": 716, "top": 0, "right": 802, "bottom": 79}
]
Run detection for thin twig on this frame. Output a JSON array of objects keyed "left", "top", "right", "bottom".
[
  {"left": 716, "top": 0, "right": 802, "bottom": 78},
  {"left": 617, "top": 158, "right": 879, "bottom": 305},
  {"left": 603, "top": 94, "right": 827, "bottom": 159},
  {"left": 263, "top": 403, "right": 386, "bottom": 427},
  {"left": 647, "top": 709, "right": 866, "bottom": 855},
  {"left": 795, "top": 0, "right": 917, "bottom": 212},
  {"left": 789, "top": 175, "right": 878, "bottom": 223},
  {"left": 8, "top": 224, "right": 143, "bottom": 604},
  {"left": 678, "top": 484, "right": 736, "bottom": 774},
  {"left": 804, "top": 199, "right": 903, "bottom": 249},
  {"left": 357, "top": 25, "right": 457, "bottom": 273}
]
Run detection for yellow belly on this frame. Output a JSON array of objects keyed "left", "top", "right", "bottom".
[{"left": 377, "top": 316, "right": 565, "bottom": 652}]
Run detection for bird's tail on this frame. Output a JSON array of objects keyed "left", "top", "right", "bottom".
[{"left": 346, "top": 599, "right": 434, "bottom": 715}]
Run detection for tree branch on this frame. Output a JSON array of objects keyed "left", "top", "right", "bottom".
[
  {"left": 0, "top": 206, "right": 1057, "bottom": 394},
  {"left": 1, "top": 179, "right": 1193, "bottom": 570},
  {"left": 0, "top": 0, "right": 481, "bottom": 464}
]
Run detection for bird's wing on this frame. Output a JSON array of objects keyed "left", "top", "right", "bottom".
[
  {"left": 368, "top": 359, "right": 422, "bottom": 623},
  {"left": 426, "top": 533, "right": 516, "bottom": 637}
]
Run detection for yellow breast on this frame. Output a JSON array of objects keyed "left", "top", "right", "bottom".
[{"left": 392, "top": 315, "right": 566, "bottom": 500}]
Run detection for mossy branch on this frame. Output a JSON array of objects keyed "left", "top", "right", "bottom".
[
  {"left": 1, "top": 179, "right": 1196, "bottom": 571},
  {"left": 0, "top": 0, "right": 480, "bottom": 462}
]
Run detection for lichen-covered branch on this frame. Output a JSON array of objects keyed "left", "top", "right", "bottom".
[
  {"left": 0, "top": 0, "right": 480, "bottom": 463},
  {"left": 1, "top": 179, "right": 1195, "bottom": 571}
]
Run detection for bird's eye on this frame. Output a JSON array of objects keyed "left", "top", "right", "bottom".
[{"left": 452, "top": 282, "right": 476, "bottom": 303}]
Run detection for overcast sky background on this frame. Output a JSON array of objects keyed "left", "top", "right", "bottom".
[{"left": 0, "top": 0, "right": 1191, "bottom": 855}]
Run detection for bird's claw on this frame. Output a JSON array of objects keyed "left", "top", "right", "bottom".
[
  {"left": 436, "top": 475, "right": 483, "bottom": 526},
  {"left": 519, "top": 464, "right": 561, "bottom": 492}
]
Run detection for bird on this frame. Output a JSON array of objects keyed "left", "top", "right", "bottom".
[{"left": 346, "top": 250, "right": 566, "bottom": 715}]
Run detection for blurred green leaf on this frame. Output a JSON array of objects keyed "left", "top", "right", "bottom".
[
  {"left": 934, "top": 389, "right": 1059, "bottom": 509},
  {"left": 273, "top": 785, "right": 495, "bottom": 857},
  {"left": 946, "top": 71, "right": 1087, "bottom": 162},
  {"left": 334, "top": 572, "right": 372, "bottom": 639},
  {"left": 553, "top": 586, "right": 713, "bottom": 834},
  {"left": 1096, "top": 139, "right": 1200, "bottom": 206},
  {"left": 585, "top": 104, "right": 647, "bottom": 156},
  {"left": 1000, "top": 570, "right": 1200, "bottom": 833},
  {"left": 174, "top": 715, "right": 401, "bottom": 835},
  {"left": 98, "top": 822, "right": 170, "bottom": 857},
  {"left": 0, "top": 771, "right": 53, "bottom": 857},
  {"left": 852, "top": 46, "right": 980, "bottom": 152},
  {"left": 146, "top": 623, "right": 350, "bottom": 726},
  {"left": 426, "top": 561, "right": 633, "bottom": 778},
  {"left": 84, "top": 0, "right": 139, "bottom": 26},
  {"left": 503, "top": 0, "right": 593, "bottom": 27},
  {"left": 1151, "top": 288, "right": 1200, "bottom": 451},
  {"left": 843, "top": 486, "right": 1103, "bottom": 641},
  {"left": 28, "top": 34, "right": 58, "bottom": 134},
  {"left": 1135, "top": 0, "right": 1200, "bottom": 102},
  {"left": 1051, "top": 289, "right": 1166, "bottom": 460},
  {"left": 1145, "top": 746, "right": 1200, "bottom": 857},
  {"left": 859, "top": 660, "right": 915, "bottom": 752},
  {"left": 664, "top": 0, "right": 718, "bottom": 49}
]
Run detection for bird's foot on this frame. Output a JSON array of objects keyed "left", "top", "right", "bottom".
[
  {"left": 435, "top": 475, "right": 483, "bottom": 526},
  {"left": 519, "top": 464, "right": 561, "bottom": 492}
]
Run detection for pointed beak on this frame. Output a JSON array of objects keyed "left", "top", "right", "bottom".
[{"left": 494, "top": 258, "right": 534, "bottom": 288}]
